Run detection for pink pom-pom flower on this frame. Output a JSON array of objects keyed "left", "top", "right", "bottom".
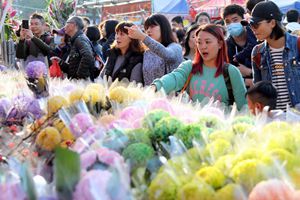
[{"left": 249, "top": 179, "right": 295, "bottom": 200}]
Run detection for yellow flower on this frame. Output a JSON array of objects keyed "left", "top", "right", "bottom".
[
  {"left": 61, "top": 126, "right": 75, "bottom": 141},
  {"left": 47, "top": 96, "right": 68, "bottom": 115},
  {"left": 36, "top": 127, "right": 61, "bottom": 151},
  {"left": 69, "top": 88, "right": 89, "bottom": 103}
]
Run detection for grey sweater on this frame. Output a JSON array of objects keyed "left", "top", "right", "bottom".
[{"left": 142, "top": 36, "right": 183, "bottom": 85}]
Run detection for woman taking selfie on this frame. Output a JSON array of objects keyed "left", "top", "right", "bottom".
[
  {"left": 125, "top": 14, "right": 183, "bottom": 85},
  {"left": 101, "top": 22, "right": 145, "bottom": 84},
  {"left": 151, "top": 24, "right": 247, "bottom": 110}
]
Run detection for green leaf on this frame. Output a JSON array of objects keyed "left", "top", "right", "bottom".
[
  {"left": 20, "top": 163, "right": 37, "bottom": 200},
  {"left": 55, "top": 147, "right": 81, "bottom": 200}
]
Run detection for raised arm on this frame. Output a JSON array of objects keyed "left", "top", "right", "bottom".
[{"left": 152, "top": 60, "right": 192, "bottom": 94}]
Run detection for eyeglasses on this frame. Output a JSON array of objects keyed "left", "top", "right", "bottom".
[
  {"left": 66, "top": 21, "right": 75, "bottom": 25},
  {"left": 249, "top": 20, "right": 271, "bottom": 29},
  {"left": 249, "top": 21, "right": 264, "bottom": 29}
]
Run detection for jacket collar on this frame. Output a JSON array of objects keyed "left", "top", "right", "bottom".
[{"left": 70, "top": 30, "right": 83, "bottom": 44}]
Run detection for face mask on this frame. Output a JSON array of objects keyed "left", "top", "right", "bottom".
[
  {"left": 227, "top": 22, "right": 244, "bottom": 37},
  {"left": 54, "top": 35, "right": 63, "bottom": 45}
]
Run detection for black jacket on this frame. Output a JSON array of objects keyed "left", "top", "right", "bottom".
[
  {"left": 16, "top": 32, "right": 54, "bottom": 63},
  {"left": 101, "top": 33, "right": 115, "bottom": 62},
  {"left": 226, "top": 26, "right": 257, "bottom": 73},
  {"left": 67, "top": 31, "right": 95, "bottom": 80},
  {"left": 103, "top": 49, "right": 143, "bottom": 83}
]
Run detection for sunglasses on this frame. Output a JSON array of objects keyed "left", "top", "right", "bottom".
[{"left": 249, "top": 21, "right": 264, "bottom": 29}]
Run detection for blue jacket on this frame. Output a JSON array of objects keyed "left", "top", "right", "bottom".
[
  {"left": 227, "top": 26, "right": 257, "bottom": 71},
  {"left": 251, "top": 32, "right": 300, "bottom": 107}
]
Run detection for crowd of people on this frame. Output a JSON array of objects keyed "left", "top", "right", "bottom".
[{"left": 14, "top": 0, "right": 300, "bottom": 120}]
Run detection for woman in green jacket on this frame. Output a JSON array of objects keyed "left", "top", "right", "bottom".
[{"left": 152, "top": 24, "right": 247, "bottom": 110}]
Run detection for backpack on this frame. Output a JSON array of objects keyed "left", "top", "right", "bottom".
[
  {"left": 180, "top": 64, "right": 234, "bottom": 105},
  {"left": 252, "top": 37, "right": 300, "bottom": 69}
]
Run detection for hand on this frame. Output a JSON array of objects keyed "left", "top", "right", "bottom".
[
  {"left": 24, "top": 29, "right": 34, "bottom": 39},
  {"left": 237, "top": 63, "right": 252, "bottom": 77},
  {"left": 50, "top": 56, "right": 61, "bottom": 61},
  {"left": 20, "top": 28, "right": 26, "bottom": 40},
  {"left": 125, "top": 25, "right": 147, "bottom": 41},
  {"left": 150, "top": 84, "right": 157, "bottom": 92}
]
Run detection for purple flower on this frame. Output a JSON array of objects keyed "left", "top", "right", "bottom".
[
  {"left": 25, "top": 61, "right": 47, "bottom": 79},
  {"left": 0, "top": 98, "right": 11, "bottom": 119},
  {"left": 27, "top": 99, "right": 44, "bottom": 119},
  {"left": 0, "top": 65, "right": 7, "bottom": 71}
]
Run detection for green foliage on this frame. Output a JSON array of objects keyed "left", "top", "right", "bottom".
[{"left": 55, "top": 147, "right": 80, "bottom": 200}]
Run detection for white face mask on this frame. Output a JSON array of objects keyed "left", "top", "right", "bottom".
[{"left": 54, "top": 35, "right": 63, "bottom": 45}]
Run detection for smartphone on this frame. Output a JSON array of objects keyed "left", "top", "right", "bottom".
[{"left": 22, "top": 20, "right": 29, "bottom": 29}]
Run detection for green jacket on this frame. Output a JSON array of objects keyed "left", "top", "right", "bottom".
[{"left": 153, "top": 60, "right": 247, "bottom": 110}]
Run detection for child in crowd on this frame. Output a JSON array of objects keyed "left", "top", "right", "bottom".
[{"left": 246, "top": 81, "right": 285, "bottom": 121}]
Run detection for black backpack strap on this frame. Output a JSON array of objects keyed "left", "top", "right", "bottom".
[{"left": 223, "top": 64, "right": 234, "bottom": 106}]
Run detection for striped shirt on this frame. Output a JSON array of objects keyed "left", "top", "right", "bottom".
[{"left": 270, "top": 46, "right": 291, "bottom": 111}]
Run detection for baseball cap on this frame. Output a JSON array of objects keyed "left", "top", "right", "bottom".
[
  {"left": 250, "top": 1, "right": 283, "bottom": 24},
  {"left": 53, "top": 28, "right": 65, "bottom": 35}
]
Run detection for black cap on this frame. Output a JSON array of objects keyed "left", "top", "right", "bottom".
[{"left": 250, "top": 1, "right": 283, "bottom": 24}]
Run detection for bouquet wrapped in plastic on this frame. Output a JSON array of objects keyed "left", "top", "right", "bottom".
[{"left": 25, "top": 61, "right": 49, "bottom": 98}]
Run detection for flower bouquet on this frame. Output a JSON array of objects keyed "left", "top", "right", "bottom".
[{"left": 25, "top": 61, "right": 49, "bottom": 99}]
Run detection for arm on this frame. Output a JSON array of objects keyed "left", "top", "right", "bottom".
[
  {"left": 16, "top": 39, "right": 27, "bottom": 59},
  {"left": 143, "top": 36, "right": 182, "bottom": 62},
  {"left": 75, "top": 39, "right": 94, "bottom": 79},
  {"left": 235, "top": 29, "right": 258, "bottom": 67},
  {"left": 31, "top": 36, "right": 55, "bottom": 55},
  {"left": 228, "top": 65, "right": 247, "bottom": 110},
  {"left": 251, "top": 45, "right": 262, "bottom": 83},
  {"left": 152, "top": 60, "right": 192, "bottom": 94},
  {"left": 130, "top": 63, "right": 143, "bottom": 84}
]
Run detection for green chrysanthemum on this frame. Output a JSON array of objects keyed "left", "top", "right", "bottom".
[
  {"left": 175, "top": 124, "right": 204, "bottom": 149},
  {"left": 151, "top": 116, "right": 183, "bottom": 143},
  {"left": 122, "top": 143, "right": 154, "bottom": 170},
  {"left": 142, "top": 110, "right": 170, "bottom": 130},
  {"left": 125, "top": 128, "right": 151, "bottom": 146}
]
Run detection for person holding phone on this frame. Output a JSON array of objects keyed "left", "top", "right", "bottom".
[{"left": 16, "top": 13, "right": 55, "bottom": 66}]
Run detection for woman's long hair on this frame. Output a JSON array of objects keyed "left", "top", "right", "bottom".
[
  {"left": 144, "top": 14, "right": 176, "bottom": 47},
  {"left": 184, "top": 24, "right": 199, "bottom": 57},
  {"left": 111, "top": 21, "right": 145, "bottom": 54},
  {"left": 192, "top": 24, "right": 229, "bottom": 77}
]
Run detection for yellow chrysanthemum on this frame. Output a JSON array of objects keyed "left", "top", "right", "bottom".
[{"left": 36, "top": 127, "right": 61, "bottom": 151}]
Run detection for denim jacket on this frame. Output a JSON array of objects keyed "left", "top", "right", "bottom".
[{"left": 251, "top": 32, "right": 300, "bottom": 107}]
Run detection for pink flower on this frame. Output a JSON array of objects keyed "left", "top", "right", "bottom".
[
  {"left": 149, "top": 98, "right": 175, "bottom": 115},
  {"left": 9, "top": 10, "right": 17, "bottom": 18},
  {"left": 73, "top": 170, "right": 112, "bottom": 200},
  {"left": 69, "top": 113, "right": 94, "bottom": 138},
  {"left": 249, "top": 179, "right": 295, "bottom": 200},
  {"left": 80, "top": 148, "right": 125, "bottom": 171}
]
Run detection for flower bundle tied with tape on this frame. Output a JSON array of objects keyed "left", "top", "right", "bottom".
[{"left": 25, "top": 61, "right": 49, "bottom": 98}]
